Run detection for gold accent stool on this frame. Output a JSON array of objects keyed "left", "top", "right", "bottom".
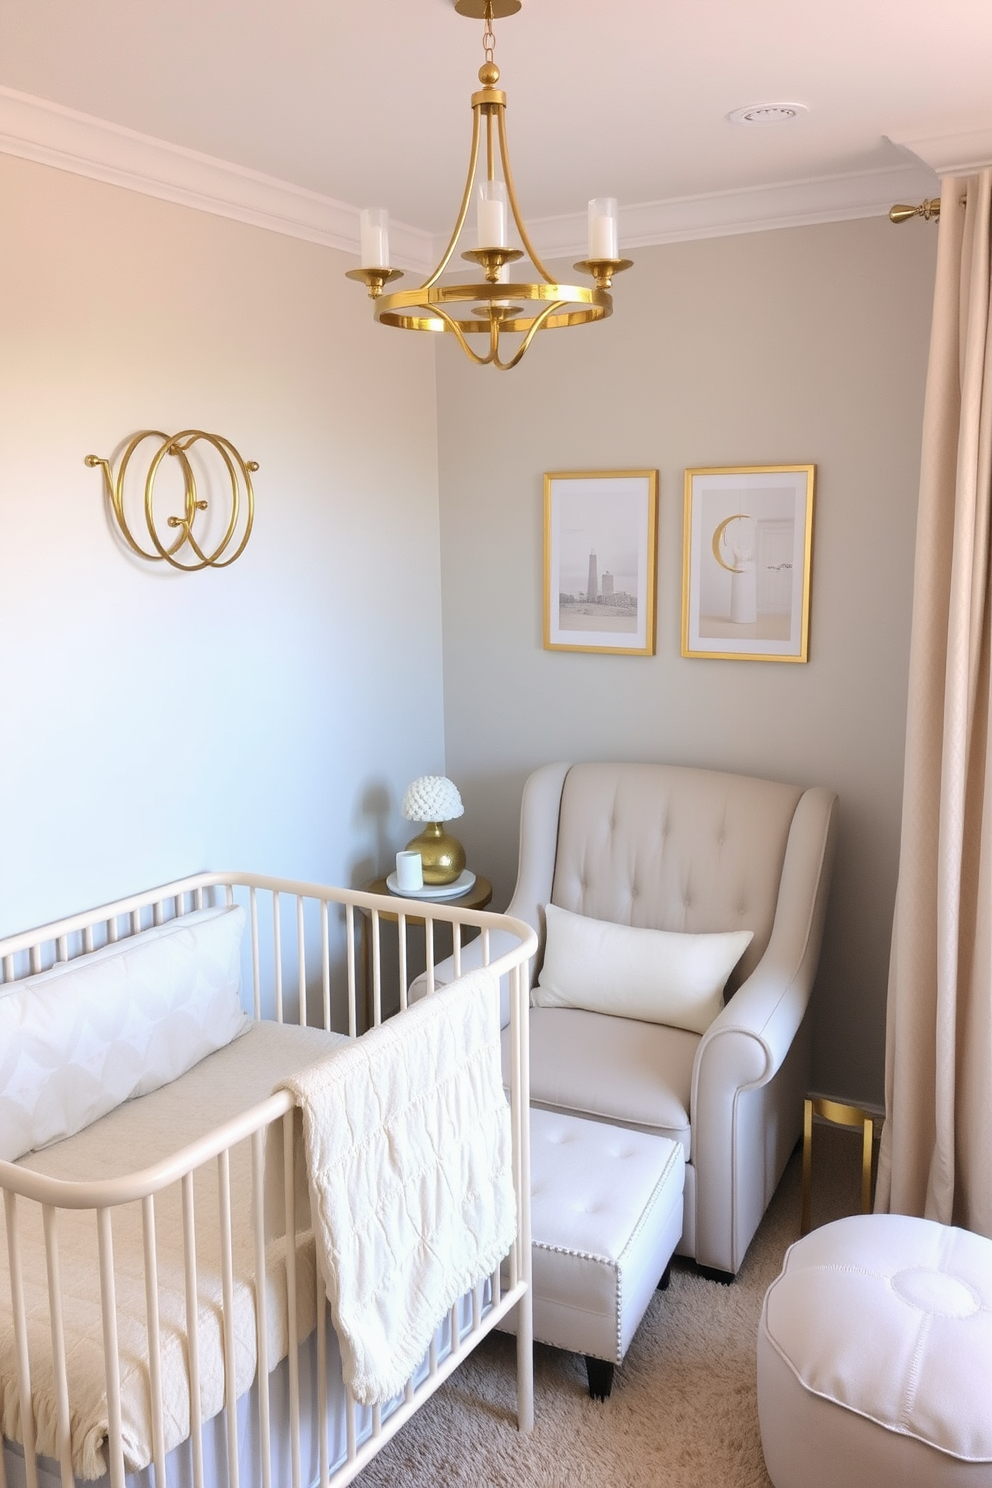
[
  {"left": 86, "top": 430, "right": 257, "bottom": 572},
  {"left": 800, "top": 1096, "right": 877, "bottom": 1236}
]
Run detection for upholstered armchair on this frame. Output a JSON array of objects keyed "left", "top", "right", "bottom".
[
  {"left": 505, "top": 761, "right": 838, "bottom": 1277},
  {"left": 415, "top": 760, "right": 837, "bottom": 1278}
]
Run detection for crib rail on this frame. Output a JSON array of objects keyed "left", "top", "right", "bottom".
[{"left": 0, "top": 872, "right": 536, "bottom": 1488}]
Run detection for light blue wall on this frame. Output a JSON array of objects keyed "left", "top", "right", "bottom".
[{"left": 0, "top": 154, "right": 446, "bottom": 934}]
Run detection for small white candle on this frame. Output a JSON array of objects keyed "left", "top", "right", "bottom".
[
  {"left": 360, "top": 208, "right": 390, "bottom": 269},
  {"left": 395, "top": 850, "right": 424, "bottom": 891},
  {"left": 477, "top": 181, "right": 508, "bottom": 248},
  {"left": 588, "top": 197, "right": 618, "bottom": 261}
]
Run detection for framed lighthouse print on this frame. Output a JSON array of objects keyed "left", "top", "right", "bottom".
[
  {"left": 543, "top": 469, "right": 658, "bottom": 655},
  {"left": 681, "top": 464, "right": 815, "bottom": 662}
]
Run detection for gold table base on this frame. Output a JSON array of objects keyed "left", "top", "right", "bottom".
[{"left": 800, "top": 1096, "right": 878, "bottom": 1236}]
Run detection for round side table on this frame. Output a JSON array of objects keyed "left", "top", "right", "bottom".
[{"left": 360, "top": 874, "right": 493, "bottom": 1027}]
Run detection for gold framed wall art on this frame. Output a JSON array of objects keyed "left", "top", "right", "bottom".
[
  {"left": 682, "top": 464, "right": 815, "bottom": 663},
  {"left": 544, "top": 469, "right": 658, "bottom": 656}
]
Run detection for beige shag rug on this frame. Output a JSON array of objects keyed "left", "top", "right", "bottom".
[{"left": 356, "top": 1125, "right": 869, "bottom": 1488}]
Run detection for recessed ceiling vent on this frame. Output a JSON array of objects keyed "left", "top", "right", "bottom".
[{"left": 727, "top": 103, "right": 809, "bottom": 126}]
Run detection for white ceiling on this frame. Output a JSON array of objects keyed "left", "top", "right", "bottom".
[{"left": 0, "top": 0, "right": 989, "bottom": 261}]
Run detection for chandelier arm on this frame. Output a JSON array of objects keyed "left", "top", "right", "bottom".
[
  {"left": 497, "top": 108, "right": 555, "bottom": 285},
  {"left": 492, "top": 296, "right": 564, "bottom": 370},
  {"left": 421, "top": 107, "right": 484, "bottom": 292},
  {"left": 429, "top": 299, "right": 497, "bottom": 366}
]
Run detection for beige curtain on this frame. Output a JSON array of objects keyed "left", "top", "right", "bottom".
[{"left": 877, "top": 169, "right": 992, "bottom": 1234}]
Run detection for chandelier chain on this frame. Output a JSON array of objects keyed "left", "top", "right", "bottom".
[{"left": 482, "top": 1, "right": 496, "bottom": 63}]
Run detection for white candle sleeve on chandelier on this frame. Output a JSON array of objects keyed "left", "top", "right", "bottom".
[
  {"left": 360, "top": 208, "right": 391, "bottom": 268},
  {"left": 477, "top": 180, "right": 509, "bottom": 247},
  {"left": 588, "top": 198, "right": 619, "bottom": 260}
]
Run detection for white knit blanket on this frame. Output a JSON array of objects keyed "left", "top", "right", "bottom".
[{"left": 278, "top": 968, "right": 516, "bottom": 1407}]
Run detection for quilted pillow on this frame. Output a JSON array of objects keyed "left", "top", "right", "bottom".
[
  {"left": 533, "top": 903, "right": 753, "bottom": 1035},
  {"left": 0, "top": 903, "right": 249, "bottom": 1162}
]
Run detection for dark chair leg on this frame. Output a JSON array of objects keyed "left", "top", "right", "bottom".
[
  {"left": 585, "top": 1356, "right": 615, "bottom": 1400},
  {"left": 695, "top": 1263, "right": 736, "bottom": 1285},
  {"left": 657, "top": 1260, "right": 672, "bottom": 1291}
]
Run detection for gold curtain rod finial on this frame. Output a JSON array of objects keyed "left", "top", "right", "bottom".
[{"left": 890, "top": 198, "right": 941, "bottom": 223}]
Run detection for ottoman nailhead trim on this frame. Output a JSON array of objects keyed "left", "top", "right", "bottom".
[{"left": 533, "top": 1141, "right": 684, "bottom": 1364}]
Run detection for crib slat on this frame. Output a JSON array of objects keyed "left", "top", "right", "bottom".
[
  {"left": 273, "top": 892, "right": 284, "bottom": 1023},
  {"left": 426, "top": 917, "right": 436, "bottom": 993},
  {"left": 283, "top": 1113, "right": 302, "bottom": 1488},
  {"left": 41, "top": 1207, "right": 75, "bottom": 1488},
  {"left": 141, "top": 1195, "right": 168, "bottom": 1488},
  {"left": 320, "top": 900, "right": 331, "bottom": 1032},
  {"left": 316, "top": 1285, "right": 329, "bottom": 1488},
  {"left": 345, "top": 907, "right": 357, "bottom": 1039},
  {"left": 452, "top": 922, "right": 462, "bottom": 981},
  {"left": 250, "top": 888, "right": 261, "bottom": 1019},
  {"left": 4, "top": 1192, "right": 39, "bottom": 1488},
  {"left": 217, "top": 1152, "right": 240, "bottom": 1488},
  {"left": 296, "top": 896, "right": 306, "bottom": 1027},
  {"left": 96, "top": 1208, "right": 127, "bottom": 1488},
  {"left": 345, "top": 1386, "right": 357, "bottom": 1464},
  {"left": 251, "top": 1131, "right": 273, "bottom": 1488},
  {"left": 371, "top": 911, "right": 382, "bottom": 1028},
  {"left": 397, "top": 913, "right": 408, "bottom": 1012},
  {"left": 180, "top": 1174, "right": 204, "bottom": 1488}
]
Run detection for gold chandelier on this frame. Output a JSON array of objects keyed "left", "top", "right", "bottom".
[{"left": 345, "top": 0, "right": 632, "bottom": 371}]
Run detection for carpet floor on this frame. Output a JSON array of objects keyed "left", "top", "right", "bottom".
[{"left": 356, "top": 1123, "right": 872, "bottom": 1488}]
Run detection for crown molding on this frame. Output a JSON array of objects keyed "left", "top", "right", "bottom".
[
  {"left": 503, "top": 157, "right": 940, "bottom": 263},
  {"left": 0, "top": 85, "right": 435, "bottom": 272},
  {"left": 889, "top": 126, "right": 992, "bottom": 177},
  {"left": 0, "top": 85, "right": 940, "bottom": 269}
]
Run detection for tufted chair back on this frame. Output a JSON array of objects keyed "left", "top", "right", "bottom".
[{"left": 549, "top": 763, "right": 804, "bottom": 996}]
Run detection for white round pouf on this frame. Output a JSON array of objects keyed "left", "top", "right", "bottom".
[{"left": 758, "top": 1214, "right": 992, "bottom": 1488}]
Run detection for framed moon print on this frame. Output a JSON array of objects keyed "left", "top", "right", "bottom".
[{"left": 682, "top": 464, "right": 815, "bottom": 662}]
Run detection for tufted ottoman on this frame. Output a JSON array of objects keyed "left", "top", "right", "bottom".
[
  {"left": 758, "top": 1214, "right": 992, "bottom": 1487},
  {"left": 502, "top": 1107, "right": 685, "bottom": 1399}
]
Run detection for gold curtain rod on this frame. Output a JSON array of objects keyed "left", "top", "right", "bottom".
[
  {"left": 889, "top": 198, "right": 941, "bottom": 223},
  {"left": 890, "top": 193, "right": 969, "bottom": 224}
]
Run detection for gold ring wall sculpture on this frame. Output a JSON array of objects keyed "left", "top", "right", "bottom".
[
  {"left": 345, "top": 0, "right": 632, "bottom": 371},
  {"left": 86, "top": 431, "right": 258, "bottom": 571}
]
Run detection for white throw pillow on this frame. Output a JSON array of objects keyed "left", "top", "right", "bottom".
[
  {"left": 0, "top": 903, "right": 249, "bottom": 1162},
  {"left": 533, "top": 903, "right": 753, "bottom": 1035}
]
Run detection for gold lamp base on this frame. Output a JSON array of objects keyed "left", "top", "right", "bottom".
[{"left": 405, "top": 821, "right": 467, "bottom": 885}]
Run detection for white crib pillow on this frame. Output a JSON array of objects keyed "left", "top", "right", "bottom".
[
  {"left": 533, "top": 903, "right": 753, "bottom": 1035},
  {"left": 0, "top": 903, "right": 249, "bottom": 1163}
]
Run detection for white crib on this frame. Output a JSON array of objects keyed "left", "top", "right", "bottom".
[{"left": 0, "top": 872, "right": 536, "bottom": 1488}]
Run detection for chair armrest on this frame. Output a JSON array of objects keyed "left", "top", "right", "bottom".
[
  {"left": 503, "top": 761, "right": 571, "bottom": 971},
  {"left": 690, "top": 785, "right": 837, "bottom": 1271}
]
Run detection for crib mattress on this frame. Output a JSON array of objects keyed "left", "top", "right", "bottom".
[{"left": 0, "top": 1021, "right": 345, "bottom": 1479}]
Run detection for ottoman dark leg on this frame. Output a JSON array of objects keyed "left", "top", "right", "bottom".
[
  {"left": 657, "top": 1260, "right": 672, "bottom": 1291},
  {"left": 585, "top": 1356, "right": 615, "bottom": 1400}
]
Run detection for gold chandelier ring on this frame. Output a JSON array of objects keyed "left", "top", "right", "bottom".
[{"left": 375, "top": 280, "right": 612, "bottom": 335}]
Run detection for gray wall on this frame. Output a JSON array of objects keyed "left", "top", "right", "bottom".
[{"left": 435, "top": 216, "right": 938, "bottom": 1106}]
